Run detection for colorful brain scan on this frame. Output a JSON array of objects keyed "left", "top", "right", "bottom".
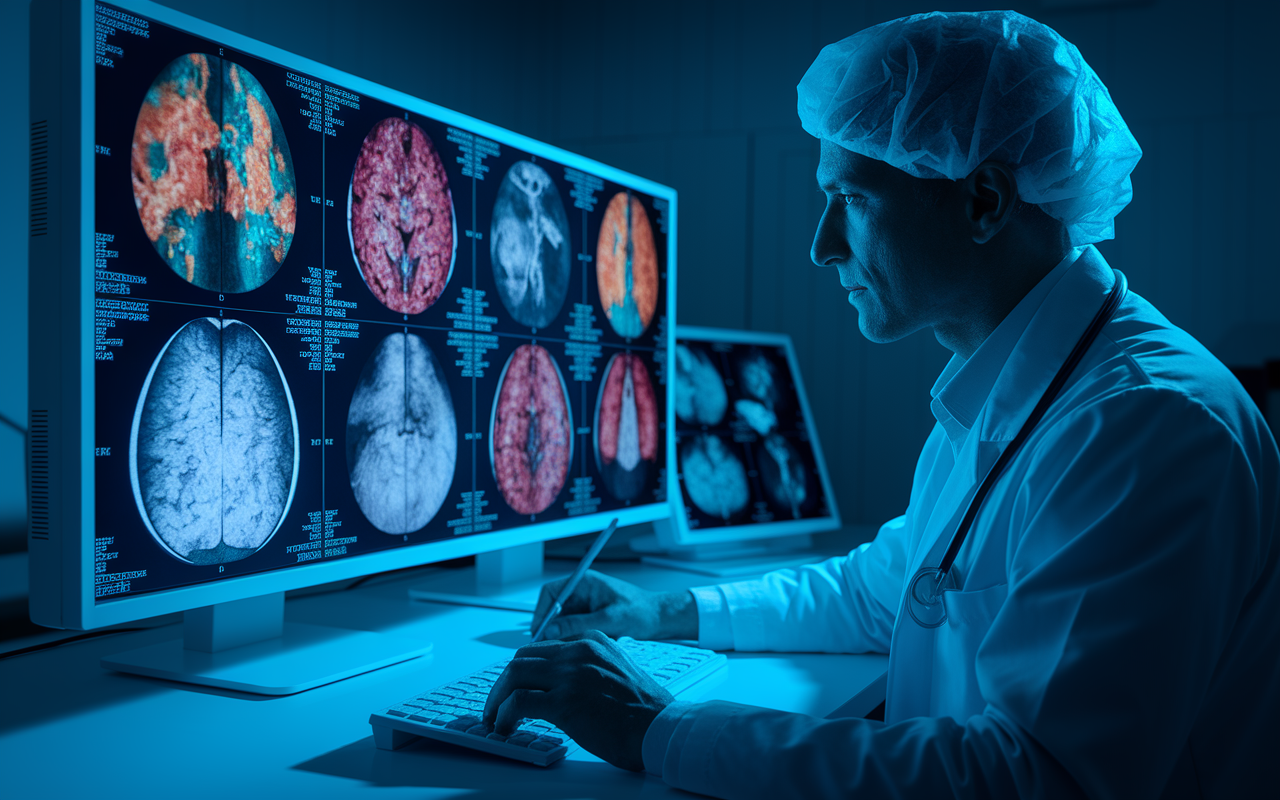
[
  {"left": 490, "top": 161, "right": 571, "bottom": 329},
  {"left": 349, "top": 118, "right": 455, "bottom": 315},
  {"left": 490, "top": 345, "right": 573, "bottom": 515},
  {"left": 131, "top": 54, "right": 297, "bottom": 294},
  {"left": 594, "top": 353, "right": 659, "bottom": 500},
  {"left": 346, "top": 332, "right": 457, "bottom": 534},
  {"left": 595, "top": 191, "right": 659, "bottom": 338},
  {"left": 130, "top": 318, "right": 298, "bottom": 564}
]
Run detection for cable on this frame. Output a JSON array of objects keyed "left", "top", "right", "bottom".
[
  {"left": 0, "top": 412, "right": 26, "bottom": 437},
  {"left": 0, "top": 627, "right": 150, "bottom": 662}
]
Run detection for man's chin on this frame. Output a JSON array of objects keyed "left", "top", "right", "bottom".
[{"left": 857, "top": 316, "right": 908, "bottom": 344}]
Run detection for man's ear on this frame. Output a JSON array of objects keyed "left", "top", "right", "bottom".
[{"left": 964, "top": 161, "right": 1018, "bottom": 244}]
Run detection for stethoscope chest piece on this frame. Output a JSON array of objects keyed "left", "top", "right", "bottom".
[{"left": 907, "top": 565, "right": 959, "bottom": 628}]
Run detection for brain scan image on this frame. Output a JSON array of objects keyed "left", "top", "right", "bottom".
[
  {"left": 490, "top": 161, "right": 571, "bottom": 329},
  {"left": 759, "top": 434, "right": 811, "bottom": 519},
  {"left": 680, "top": 434, "right": 749, "bottom": 521},
  {"left": 593, "top": 353, "right": 659, "bottom": 501},
  {"left": 490, "top": 345, "right": 573, "bottom": 515},
  {"left": 130, "top": 318, "right": 298, "bottom": 564},
  {"left": 132, "top": 54, "right": 297, "bottom": 294},
  {"left": 674, "top": 344, "right": 727, "bottom": 426},
  {"left": 595, "top": 191, "right": 659, "bottom": 338},
  {"left": 346, "top": 332, "right": 457, "bottom": 534},
  {"left": 349, "top": 118, "right": 455, "bottom": 315}
]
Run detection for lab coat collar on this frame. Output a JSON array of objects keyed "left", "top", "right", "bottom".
[
  {"left": 930, "top": 246, "right": 1085, "bottom": 458},
  {"left": 975, "top": 245, "right": 1119, "bottom": 447}
]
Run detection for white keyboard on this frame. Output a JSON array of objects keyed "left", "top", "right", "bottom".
[{"left": 369, "top": 637, "right": 727, "bottom": 766}]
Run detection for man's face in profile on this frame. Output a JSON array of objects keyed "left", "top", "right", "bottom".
[{"left": 811, "top": 140, "right": 972, "bottom": 345}]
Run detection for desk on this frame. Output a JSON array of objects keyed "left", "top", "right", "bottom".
[{"left": 0, "top": 561, "right": 888, "bottom": 800}]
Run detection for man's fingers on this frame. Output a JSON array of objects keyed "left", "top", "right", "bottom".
[
  {"left": 482, "top": 654, "right": 559, "bottom": 726},
  {"left": 492, "top": 688, "right": 556, "bottom": 736}
]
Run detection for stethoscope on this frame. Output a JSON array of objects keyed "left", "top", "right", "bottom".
[{"left": 906, "top": 269, "right": 1128, "bottom": 629}]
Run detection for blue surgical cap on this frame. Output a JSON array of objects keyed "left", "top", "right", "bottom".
[{"left": 797, "top": 10, "right": 1142, "bottom": 245}]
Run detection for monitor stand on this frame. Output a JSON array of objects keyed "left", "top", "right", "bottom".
[
  {"left": 408, "top": 542, "right": 575, "bottom": 612},
  {"left": 101, "top": 592, "right": 432, "bottom": 695},
  {"left": 637, "top": 534, "right": 822, "bottom": 578}
]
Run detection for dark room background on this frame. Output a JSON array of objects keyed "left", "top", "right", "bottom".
[{"left": 1, "top": 0, "right": 1276, "bottom": 567}]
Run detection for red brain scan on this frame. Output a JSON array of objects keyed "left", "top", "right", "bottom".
[
  {"left": 594, "top": 352, "right": 658, "bottom": 500},
  {"left": 490, "top": 344, "right": 573, "bottom": 515},
  {"left": 348, "top": 118, "right": 455, "bottom": 315}
]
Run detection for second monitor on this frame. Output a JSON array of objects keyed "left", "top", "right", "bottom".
[{"left": 647, "top": 326, "right": 841, "bottom": 576}]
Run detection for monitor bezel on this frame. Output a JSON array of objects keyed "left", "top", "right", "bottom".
[
  {"left": 663, "top": 325, "right": 840, "bottom": 547},
  {"left": 30, "top": 0, "right": 677, "bottom": 630}
]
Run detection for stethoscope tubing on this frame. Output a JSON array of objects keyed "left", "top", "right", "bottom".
[{"left": 909, "top": 269, "right": 1128, "bottom": 627}]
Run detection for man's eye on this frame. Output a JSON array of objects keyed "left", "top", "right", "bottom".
[{"left": 839, "top": 194, "right": 856, "bottom": 206}]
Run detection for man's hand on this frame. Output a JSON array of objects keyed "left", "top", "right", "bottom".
[
  {"left": 482, "top": 630, "right": 675, "bottom": 771},
  {"left": 530, "top": 570, "right": 697, "bottom": 641}
]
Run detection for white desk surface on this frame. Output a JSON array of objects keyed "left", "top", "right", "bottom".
[{"left": 0, "top": 559, "right": 888, "bottom": 800}]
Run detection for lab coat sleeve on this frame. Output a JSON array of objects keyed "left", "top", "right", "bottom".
[
  {"left": 709, "top": 514, "right": 912, "bottom": 654},
  {"left": 644, "top": 386, "right": 1268, "bottom": 799}
]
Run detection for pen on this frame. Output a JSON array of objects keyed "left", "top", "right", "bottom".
[{"left": 530, "top": 518, "right": 619, "bottom": 642}]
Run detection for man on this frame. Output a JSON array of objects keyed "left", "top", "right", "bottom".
[{"left": 482, "top": 11, "right": 1280, "bottom": 798}]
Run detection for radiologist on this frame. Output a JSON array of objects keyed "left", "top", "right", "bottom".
[{"left": 482, "top": 10, "right": 1280, "bottom": 798}]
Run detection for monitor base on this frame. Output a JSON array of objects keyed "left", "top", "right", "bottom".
[
  {"left": 102, "top": 621, "right": 432, "bottom": 695},
  {"left": 408, "top": 562, "right": 575, "bottom": 612},
  {"left": 638, "top": 534, "right": 821, "bottom": 578}
]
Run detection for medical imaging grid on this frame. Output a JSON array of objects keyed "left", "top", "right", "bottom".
[
  {"left": 89, "top": 3, "right": 670, "bottom": 603},
  {"left": 670, "top": 328, "right": 838, "bottom": 540}
]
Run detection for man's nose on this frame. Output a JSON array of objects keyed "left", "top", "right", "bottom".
[{"left": 810, "top": 203, "right": 848, "bottom": 268}]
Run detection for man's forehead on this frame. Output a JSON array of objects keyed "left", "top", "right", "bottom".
[{"left": 816, "top": 142, "right": 886, "bottom": 188}]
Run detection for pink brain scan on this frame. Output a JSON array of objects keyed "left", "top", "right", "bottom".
[
  {"left": 593, "top": 352, "right": 658, "bottom": 501},
  {"left": 348, "top": 117, "right": 455, "bottom": 315},
  {"left": 490, "top": 344, "right": 573, "bottom": 515}
]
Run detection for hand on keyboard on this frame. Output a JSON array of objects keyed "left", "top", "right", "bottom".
[{"left": 482, "top": 629, "right": 675, "bottom": 772}]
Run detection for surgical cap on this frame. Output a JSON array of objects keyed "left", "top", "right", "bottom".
[{"left": 797, "top": 10, "right": 1142, "bottom": 245}]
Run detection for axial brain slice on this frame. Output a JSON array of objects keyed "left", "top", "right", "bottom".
[
  {"left": 674, "top": 345, "right": 727, "bottom": 426},
  {"left": 595, "top": 353, "right": 659, "bottom": 500},
  {"left": 131, "top": 54, "right": 297, "bottom": 293},
  {"left": 490, "top": 161, "right": 571, "bottom": 328},
  {"left": 346, "top": 333, "right": 458, "bottom": 534},
  {"left": 349, "top": 118, "right": 454, "bottom": 315},
  {"left": 595, "top": 192, "right": 659, "bottom": 338},
  {"left": 491, "top": 345, "right": 573, "bottom": 515},
  {"left": 131, "top": 319, "right": 297, "bottom": 564},
  {"left": 681, "top": 434, "right": 748, "bottom": 520}
]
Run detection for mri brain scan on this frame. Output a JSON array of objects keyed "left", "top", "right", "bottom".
[
  {"left": 595, "top": 191, "right": 659, "bottom": 338},
  {"left": 131, "top": 54, "right": 297, "bottom": 293},
  {"left": 594, "top": 353, "right": 659, "bottom": 501},
  {"left": 346, "top": 332, "right": 458, "bottom": 534},
  {"left": 490, "top": 344, "right": 573, "bottom": 515},
  {"left": 349, "top": 118, "right": 455, "bottom": 315},
  {"left": 674, "top": 344, "right": 727, "bottom": 426},
  {"left": 490, "top": 161, "right": 571, "bottom": 329},
  {"left": 680, "top": 434, "right": 749, "bottom": 521},
  {"left": 130, "top": 318, "right": 298, "bottom": 564}
]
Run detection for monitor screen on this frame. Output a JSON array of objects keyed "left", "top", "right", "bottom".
[
  {"left": 29, "top": 0, "right": 675, "bottom": 627},
  {"left": 664, "top": 326, "right": 838, "bottom": 547}
]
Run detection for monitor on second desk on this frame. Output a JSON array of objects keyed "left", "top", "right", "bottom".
[{"left": 647, "top": 326, "right": 840, "bottom": 575}]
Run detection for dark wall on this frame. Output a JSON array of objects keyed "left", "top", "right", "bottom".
[{"left": 3, "top": 0, "right": 1277, "bottom": 541}]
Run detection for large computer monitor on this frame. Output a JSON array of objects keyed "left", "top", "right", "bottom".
[
  {"left": 27, "top": 0, "right": 675, "bottom": 693},
  {"left": 649, "top": 326, "right": 839, "bottom": 576}
]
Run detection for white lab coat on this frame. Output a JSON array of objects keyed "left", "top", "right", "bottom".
[{"left": 642, "top": 246, "right": 1280, "bottom": 798}]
